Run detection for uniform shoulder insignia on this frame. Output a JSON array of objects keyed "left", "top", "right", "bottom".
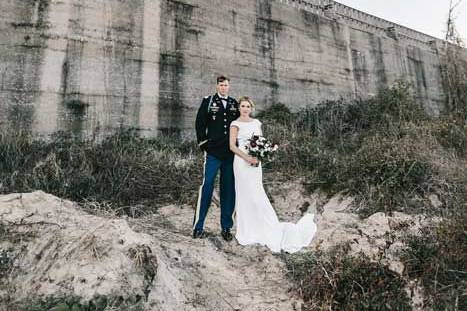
[{"left": 204, "top": 95, "right": 209, "bottom": 99}]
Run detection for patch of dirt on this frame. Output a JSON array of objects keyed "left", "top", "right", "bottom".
[{"left": 0, "top": 183, "right": 437, "bottom": 310}]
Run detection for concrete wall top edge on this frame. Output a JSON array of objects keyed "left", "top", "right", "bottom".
[{"left": 276, "top": 0, "right": 448, "bottom": 49}]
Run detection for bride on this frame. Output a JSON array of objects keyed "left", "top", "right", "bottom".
[{"left": 229, "top": 96, "right": 317, "bottom": 253}]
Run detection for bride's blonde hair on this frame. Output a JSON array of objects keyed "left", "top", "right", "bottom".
[{"left": 237, "top": 96, "right": 255, "bottom": 111}]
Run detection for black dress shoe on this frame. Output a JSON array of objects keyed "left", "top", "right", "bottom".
[
  {"left": 221, "top": 229, "right": 233, "bottom": 241},
  {"left": 192, "top": 229, "right": 205, "bottom": 239}
]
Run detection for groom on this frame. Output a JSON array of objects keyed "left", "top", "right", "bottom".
[{"left": 193, "top": 75, "right": 240, "bottom": 241}]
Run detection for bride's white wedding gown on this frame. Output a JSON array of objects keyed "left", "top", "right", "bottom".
[{"left": 231, "top": 119, "right": 317, "bottom": 253}]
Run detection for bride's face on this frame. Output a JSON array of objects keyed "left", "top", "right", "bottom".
[{"left": 239, "top": 101, "right": 252, "bottom": 117}]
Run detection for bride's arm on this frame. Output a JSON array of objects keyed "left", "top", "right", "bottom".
[{"left": 229, "top": 125, "right": 258, "bottom": 165}]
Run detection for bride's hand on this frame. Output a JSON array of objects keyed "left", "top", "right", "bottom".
[{"left": 247, "top": 156, "right": 259, "bottom": 166}]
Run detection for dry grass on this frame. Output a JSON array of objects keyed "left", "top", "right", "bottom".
[
  {"left": 0, "top": 129, "right": 203, "bottom": 216},
  {"left": 259, "top": 81, "right": 466, "bottom": 217},
  {"left": 263, "top": 81, "right": 467, "bottom": 309},
  {"left": 285, "top": 248, "right": 412, "bottom": 310},
  {"left": 402, "top": 215, "right": 466, "bottom": 310}
]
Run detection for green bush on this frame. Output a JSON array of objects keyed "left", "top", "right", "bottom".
[
  {"left": 403, "top": 216, "right": 466, "bottom": 310},
  {"left": 432, "top": 116, "right": 467, "bottom": 157},
  {"left": 295, "top": 99, "right": 365, "bottom": 151},
  {"left": 290, "top": 81, "right": 427, "bottom": 151},
  {"left": 256, "top": 102, "right": 293, "bottom": 125},
  {"left": 259, "top": 81, "right": 464, "bottom": 216},
  {"left": 285, "top": 249, "right": 412, "bottom": 310},
  {"left": 0, "top": 129, "right": 202, "bottom": 215},
  {"left": 343, "top": 133, "right": 435, "bottom": 215},
  {"left": 259, "top": 80, "right": 466, "bottom": 310}
]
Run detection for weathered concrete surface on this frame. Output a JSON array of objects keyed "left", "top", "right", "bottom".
[
  {"left": 0, "top": 0, "right": 160, "bottom": 137},
  {"left": 0, "top": 0, "right": 463, "bottom": 137}
]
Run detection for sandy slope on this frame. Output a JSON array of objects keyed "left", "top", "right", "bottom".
[{"left": 0, "top": 184, "right": 435, "bottom": 310}]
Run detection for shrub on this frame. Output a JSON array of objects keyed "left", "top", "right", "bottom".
[
  {"left": 342, "top": 132, "right": 435, "bottom": 215},
  {"left": 432, "top": 116, "right": 467, "bottom": 158},
  {"left": 291, "top": 81, "right": 428, "bottom": 151},
  {"left": 0, "top": 129, "right": 202, "bottom": 216},
  {"left": 402, "top": 216, "right": 466, "bottom": 309},
  {"left": 256, "top": 102, "right": 293, "bottom": 126},
  {"left": 258, "top": 81, "right": 464, "bottom": 216},
  {"left": 285, "top": 249, "right": 412, "bottom": 310}
]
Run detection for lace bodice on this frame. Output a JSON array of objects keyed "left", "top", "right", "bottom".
[{"left": 231, "top": 119, "right": 262, "bottom": 149}]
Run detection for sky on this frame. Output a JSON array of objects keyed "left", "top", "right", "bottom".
[{"left": 335, "top": 0, "right": 467, "bottom": 41}]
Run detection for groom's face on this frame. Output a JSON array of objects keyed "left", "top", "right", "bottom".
[{"left": 217, "top": 80, "right": 230, "bottom": 97}]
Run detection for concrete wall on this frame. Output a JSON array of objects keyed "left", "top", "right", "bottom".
[
  {"left": 0, "top": 0, "right": 459, "bottom": 138},
  {"left": 0, "top": 0, "right": 160, "bottom": 137}
]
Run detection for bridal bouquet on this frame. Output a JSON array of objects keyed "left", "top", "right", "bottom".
[{"left": 245, "top": 134, "right": 278, "bottom": 165}]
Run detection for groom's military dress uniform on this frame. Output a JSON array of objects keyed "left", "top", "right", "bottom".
[{"left": 193, "top": 93, "right": 240, "bottom": 233}]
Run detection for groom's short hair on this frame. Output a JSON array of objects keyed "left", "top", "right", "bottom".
[{"left": 217, "top": 75, "right": 230, "bottom": 84}]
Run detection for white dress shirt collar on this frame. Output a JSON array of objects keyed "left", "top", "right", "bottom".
[{"left": 217, "top": 93, "right": 228, "bottom": 100}]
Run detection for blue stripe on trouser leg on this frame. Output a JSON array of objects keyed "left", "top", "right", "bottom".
[
  {"left": 193, "top": 153, "right": 222, "bottom": 231},
  {"left": 220, "top": 156, "right": 235, "bottom": 230}
]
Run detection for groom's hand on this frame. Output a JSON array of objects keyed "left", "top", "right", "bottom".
[{"left": 198, "top": 139, "right": 208, "bottom": 152}]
